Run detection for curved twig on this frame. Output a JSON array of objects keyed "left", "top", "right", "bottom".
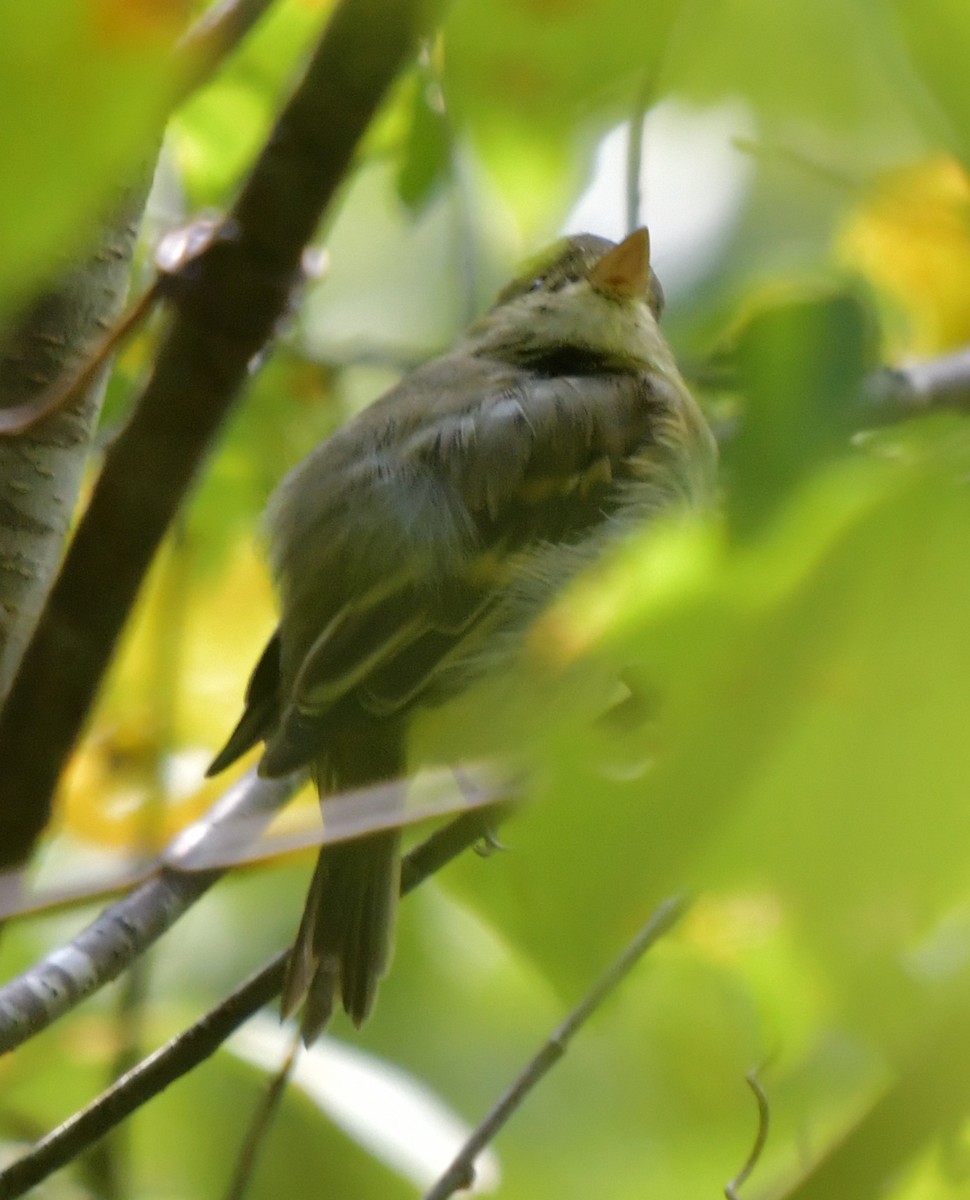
[{"left": 725, "top": 1068, "right": 771, "bottom": 1200}]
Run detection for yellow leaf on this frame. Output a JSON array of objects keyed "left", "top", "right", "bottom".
[{"left": 838, "top": 155, "right": 970, "bottom": 355}]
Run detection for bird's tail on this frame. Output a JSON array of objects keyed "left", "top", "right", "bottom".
[
  {"left": 279, "top": 723, "right": 405, "bottom": 1042},
  {"left": 282, "top": 829, "right": 401, "bottom": 1041}
]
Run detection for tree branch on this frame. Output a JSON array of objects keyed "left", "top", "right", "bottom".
[
  {"left": 0, "top": 808, "right": 499, "bottom": 1200},
  {"left": 0, "top": 183, "right": 147, "bottom": 703},
  {"left": 177, "top": 0, "right": 280, "bottom": 99},
  {"left": 0, "top": 763, "right": 506, "bottom": 1055},
  {"left": 423, "top": 893, "right": 690, "bottom": 1200},
  {"left": 0, "top": 0, "right": 278, "bottom": 705},
  {"left": 865, "top": 346, "right": 970, "bottom": 420},
  {"left": 0, "top": 0, "right": 449, "bottom": 869},
  {"left": 0, "top": 770, "right": 296, "bottom": 1056}
]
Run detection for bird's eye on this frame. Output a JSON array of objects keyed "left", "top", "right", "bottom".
[{"left": 528, "top": 276, "right": 545, "bottom": 292}]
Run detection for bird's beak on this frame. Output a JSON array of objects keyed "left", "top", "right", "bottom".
[{"left": 589, "top": 227, "right": 651, "bottom": 299}]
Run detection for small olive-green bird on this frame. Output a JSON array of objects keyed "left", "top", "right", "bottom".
[{"left": 209, "top": 228, "right": 716, "bottom": 1041}]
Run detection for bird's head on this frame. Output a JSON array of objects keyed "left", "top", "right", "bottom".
[{"left": 464, "top": 228, "right": 671, "bottom": 372}]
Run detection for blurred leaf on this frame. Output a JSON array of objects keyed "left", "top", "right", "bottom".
[
  {"left": 170, "top": 0, "right": 327, "bottom": 205},
  {"left": 838, "top": 155, "right": 970, "bottom": 355},
  {"left": 668, "top": 0, "right": 911, "bottom": 143},
  {"left": 443, "top": 0, "right": 682, "bottom": 236},
  {"left": 446, "top": 0, "right": 680, "bottom": 130},
  {"left": 727, "top": 286, "right": 874, "bottom": 533},
  {"left": 893, "top": 0, "right": 970, "bottom": 161},
  {"left": 396, "top": 70, "right": 453, "bottom": 212},
  {"left": 0, "top": 0, "right": 184, "bottom": 311}
]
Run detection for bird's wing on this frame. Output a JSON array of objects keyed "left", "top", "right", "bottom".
[
  {"left": 260, "top": 367, "right": 670, "bottom": 777},
  {"left": 206, "top": 631, "right": 282, "bottom": 775}
]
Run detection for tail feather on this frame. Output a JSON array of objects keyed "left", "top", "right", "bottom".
[
  {"left": 273, "top": 720, "right": 406, "bottom": 1040},
  {"left": 282, "top": 828, "right": 402, "bottom": 1040},
  {"left": 337, "top": 835, "right": 400, "bottom": 1022},
  {"left": 280, "top": 852, "right": 328, "bottom": 1022}
]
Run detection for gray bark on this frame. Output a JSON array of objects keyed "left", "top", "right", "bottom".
[{"left": 0, "top": 187, "right": 146, "bottom": 700}]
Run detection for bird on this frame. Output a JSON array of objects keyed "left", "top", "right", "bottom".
[{"left": 208, "top": 227, "right": 717, "bottom": 1042}]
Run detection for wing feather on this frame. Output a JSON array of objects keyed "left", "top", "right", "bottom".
[{"left": 257, "top": 365, "right": 681, "bottom": 776}]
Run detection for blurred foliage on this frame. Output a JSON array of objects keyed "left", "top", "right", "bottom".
[
  {"left": 838, "top": 155, "right": 970, "bottom": 355},
  {"left": 4, "top": 1, "right": 970, "bottom": 1199},
  {"left": 0, "top": 0, "right": 188, "bottom": 315}
]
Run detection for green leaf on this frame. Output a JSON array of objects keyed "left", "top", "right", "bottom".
[
  {"left": 449, "top": 421, "right": 970, "bottom": 1046},
  {"left": 0, "top": 0, "right": 179, "bottom": 311},
  {"left": 893, "top": 0, "right": 970, "bottom": 160},
  {"left": 442, "top": 0, "right": 682, "bottom": 236},
  {"left": 396, "top": 72, "right": 453, "bottom": 213},
  {"left": 727, "top": 286, "right": 875, "bottom": 534}
]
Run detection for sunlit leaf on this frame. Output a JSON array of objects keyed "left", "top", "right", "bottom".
[
  {"left": 458, "top": 431, "right": 970, "bottom": 1035},
  {"left": 838, "top": 156, "right": 970, "bottom": 355},
  {"left": 396, "top": 70, "right": 453, "bottom": 213}
]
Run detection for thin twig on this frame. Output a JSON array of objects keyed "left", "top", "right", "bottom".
[
  {"left": 700, "top": 343, "right": 970, "bottom": 450},
  {"left": 0, "top": 808, "right": 500, "bottom": 1200},
  {"left": 223, "top": 1032, "right": 300, "bottom": 1200},
  {"left": 623, "top": 1, "right": 685, "bottom": 237},
  {"left": 422, "top": 893, "right": 691, "bottom": 1200},
  {"left": 2, "top": 761, "right": 503, "bottom": 923},
  {"left": 0, "top": 283, "right": 163, "bottom": 437},
  {"left": 625, "top": 72, "right": 654, "bottom": 235}
]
